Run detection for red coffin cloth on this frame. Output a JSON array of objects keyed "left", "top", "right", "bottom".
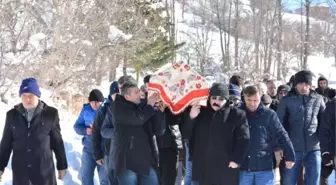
[{"left": 148, "top": 61, "right": 209, "bottom": 115}]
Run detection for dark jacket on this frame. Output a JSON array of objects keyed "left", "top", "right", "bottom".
[
  {"left": 277, "top": 89, "right": 326, "bottom": 152},
  {"left": 92, "top": 101, "right": 110, "bottom": 161},
  {"left": 73, "top": 103, "right": 97, "bottom": 153},
  {"left": 239, "top": 104, "right": 295, "bottom": 171},
  {"left": 0, "top": 101, "right": 67, "bottom": 185},
  {"left": 156, "top": 109, "right": 183, "bottom": 150},
  {"left": 110, "top": 95, "right": 166, "bottom": 176},
  {"left": 183, "top": 104, "right": 250, "bottom": 185},
  {"left": 270, "top": 98, "right": 279, "bottom": 111},
  {"left": 319, "top": 98, "right": 336, "bottom": 157}
]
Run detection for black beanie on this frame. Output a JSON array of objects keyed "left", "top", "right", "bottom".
[
  {"left": 89, "top": 89, "right": 105, "bottom": 102},
  {"left": 294, "top": 70, "right": 313, "bottom": 86},
  {"left": 143, "top": 75, "right": 151, "bottom": 84},
  {"left": 261, "top": 94, "right": 272, "bottom": 105},
  {"left": 209, "top": 83, "right": 229, "bottom": 100},
  {"left": 277, "top": 84, "right": 291, "bottom": 94}
]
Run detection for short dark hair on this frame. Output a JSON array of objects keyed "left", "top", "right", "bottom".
[
  {"left": 229, "top": 75, "right": 244, "bottom": 87},
  {"left": 118, "top": 75, "right": 136, "bottom": 86},
  {"left": 120, "top": 82, "right": 138, "bottom": 96},
  {"left": 143, "top": 75, "right": 151, "bottom": 84},
  {"left": 243, "top": 85, "right": 260, "bottom": 97}
]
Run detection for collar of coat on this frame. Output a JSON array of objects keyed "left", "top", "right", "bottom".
[
  {"left": 287, "top": 87, "right": 318, "bottom": 98},
  {"left": 14, "top": 100, "right": 46, "bottom": 119},
  {"left": 239, "top": 103, "right": 266, "bottom": 117},
  {"left": 114, "top": 94, "right": 139, "bottom": 109}
]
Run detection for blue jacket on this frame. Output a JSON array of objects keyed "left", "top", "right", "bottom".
[
  {"left": 277, "top": 89, "right": 325, "bottom": 152},
  {"left": 240, "top": 104, "right": 295, "bottom": 171},
  {"left": 74, "top": 103, "right": 98, "bottom": 152}
]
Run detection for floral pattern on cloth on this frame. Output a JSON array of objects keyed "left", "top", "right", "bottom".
[{"left": 148, "top": 61, "right": 209, "bottom": 115}]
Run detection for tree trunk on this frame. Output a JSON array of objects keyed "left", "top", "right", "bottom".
[
  {"left": 181, "top": 0, "right": 186, "bottom": 19},
  {"left": 276, "top": 0, "right": 282, "bottom": 80},
  {"left": 109, "top": 56, "right": 118, "bottom": 81},
  {"left": 227, "top": 0, "right": 232, "bottom": 69},
  {"left": 123, "top": 52, "right": 127, "bottom": 76},
  {"left": 303, "top": 0, "right": 310, "bottom": 70},
  {"left": 215, "top": 0, "right": 227, "bottom": 71},
  {"left": 300, "top": 1, "right": 304, "bottom": 68},
  {"left": 334, "top": 47, "right": 336, "bottom": 67},
  {"left": 171, "top": 0, "right": 176, "bottom": 62},
  {"left": 234, "top": 0, "right": 239, "bottom": 69},
  {"left": 252, "top": 0, "right": 260, "bottom": 72}
]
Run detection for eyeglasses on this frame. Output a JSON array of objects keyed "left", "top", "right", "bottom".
[{"left": 211, "top": 96, "right": 225, "bottom": 101}]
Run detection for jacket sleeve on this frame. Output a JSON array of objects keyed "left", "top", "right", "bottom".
[
  {"left": 317, "top": 96, "right": 326, "bottom": 133},
  {"left": 73, "top": 106, "right": 88, "bottom": 135},
  {"left": 230, "top": 111, "right": 250, "bottom": 166},
  {"left": 151, "top": 110, "right": 166, "bottom": 136},
  {"left": 276, "top": 98, "right": 287, "bottom": 127},
  {"left": 101, "top": 107, "right": 114, "bottom": 139},
  {"left": 92, "top": 108, "right": 104, "bottom": 161},
  {"left": 269, "top": 111, "right": 295, "bottom": 162},
  {"left": 181, "top": 107, "right": 197, "bottom": 140},
  {"left": 113, "top": 104, "right": 155, "bottom": 126},
  {"left": 319, "top": 101, "right": 334, "bottom": 154},
  {"left": 50, "top": 109, "right": 68, "bottom": 170},
  {"left": 0, "top": 111, "right": 14, "bottom": 172}
]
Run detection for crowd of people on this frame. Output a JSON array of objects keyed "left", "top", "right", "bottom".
[{"left": 0, "top": 69, "right": 335, "bottom": 185}]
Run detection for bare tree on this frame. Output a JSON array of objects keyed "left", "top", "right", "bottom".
[{"left": 303, "top": 0, "right": 311, "bottom": 69}]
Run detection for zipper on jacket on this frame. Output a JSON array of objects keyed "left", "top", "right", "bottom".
[
  {"left": 302, "top": 96, "right": 307, "bottom": 152},
  {"left": 129, "top": 136, "right": 134, "bottom": 150}
]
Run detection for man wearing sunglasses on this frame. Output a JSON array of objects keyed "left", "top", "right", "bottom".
[{"left": 183, "top": 83, "right": 250, "bottom": 185}]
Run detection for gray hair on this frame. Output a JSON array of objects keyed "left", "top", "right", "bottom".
[{"left": 120, "top": 82, "right": 138, "bottom": 96}]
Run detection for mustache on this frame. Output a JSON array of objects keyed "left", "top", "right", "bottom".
[{"left": 212, "top": 103, "right": 220, "bottom": 107}]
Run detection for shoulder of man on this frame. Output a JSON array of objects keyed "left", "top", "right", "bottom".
[{"left": 43, "top": 105, "right": 58, "bottom": 122}]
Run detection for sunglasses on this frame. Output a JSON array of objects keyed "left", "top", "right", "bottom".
[{"left": 211, "top": 96, "right": 225, "bottom": 101}]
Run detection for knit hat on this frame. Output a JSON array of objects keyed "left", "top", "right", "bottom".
[
  {"left": 277, "top": 84, "right": 291, "bottom": 94},
  {"left": 109, "top": 81, "right": 119, "bottom": 95},
  {"left": 261, "top": 94, "right": 272, "bottom": 105},
  {"left": 19, "top": 78, "right": 41, "bottom": 97},
  {"left": 143, "top": 75, "right": 151, "bottom": 84},
  {"left": 228, "top": 84, "right": 241, "bottom": 99},
  {"left": 294, "top": 70, "right": 313, "bottom": 86},
  {"left": 89, "top": 89, "right": 105, "bottom": 102},
  {"left": 209, "top": 83, "right": 229, "bottom": 100}
]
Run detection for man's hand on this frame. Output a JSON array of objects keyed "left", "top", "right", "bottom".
[
  {"left": 58, "top": 170, "right": 66, "bottom": 180},
  {"left": 96, "top": 159, "right": 104, "bottom": 165},
  {"left": 86, "top": 128, "right": 92, "bottom": 135},
  {"left": 228, "top": 161, "right": 239, "bottom": 168},
  {"left": 285, "top": 161, "right": 295, "bottom": 169},
  {"left": 0, "top": 171, "right": 3, "bottom": 182},
  {"left": 155, "top": 101, "right": 166, "bottom": 112},
  {"left": 322, "top": 153, "right": 333, "bottom": 166},
  {"left": 189, "top": 104, "right": 201, "bottom": 119},
  {"left": 148, "top": 93, "right": 160, "bottom": 107},
  {"left": 274, "top": 150, "right": 283, "bottom": 162}
]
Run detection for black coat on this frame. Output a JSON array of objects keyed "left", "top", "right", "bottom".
[
  {"left": 319, "top": 99, "right": 336, "bottom": 157},
  {"left": 92, "top": 101, "right": 111, "bottom": 160},
  {"left": 110, "top": 95, "right": 166, "bottom": 176},
  {"left": 156, "top": 109, "right": 183, "bottom": 150},
  {"left": 0, "top": 101, "right": 67, "bottom": 185},
  {"left": 183, "top": 105, "right": 250, "bottom": 185}
]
